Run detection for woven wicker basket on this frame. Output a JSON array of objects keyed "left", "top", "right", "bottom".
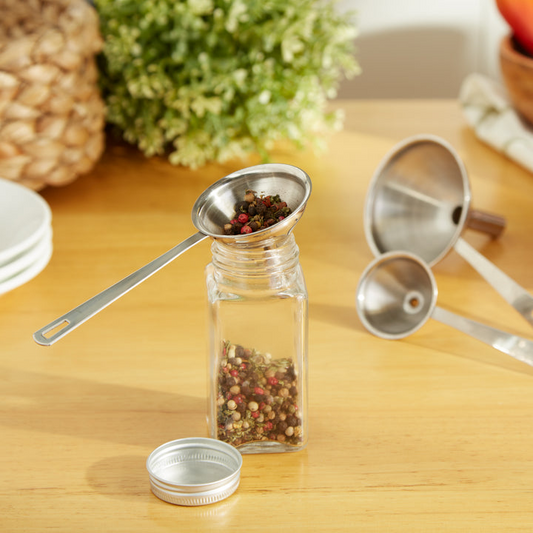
[{"left": 0, "top": 0, "right": 105, "bottom": 190}]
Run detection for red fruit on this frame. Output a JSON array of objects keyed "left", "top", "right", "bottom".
[
  {"left": 278, "top": 216, "right": 285, "bottom": 220},
  {"left": 265, "top": 421, "right": 273, "bottom": 430},
  {"left": 259, "top": 402, "right": 266, "bottom": 410},
  {"left": 268, "top": 377, "right": 278, "bottom": 386},
  {"left": 497, "top": 0, "right": 533, "bottom": 56},
  {"left": 230, "top": 369, "right": 239, "bottom": 377},
  {"left": 240, "top": 225, "right": 252, "bottom": 234},
  {"left": 240, "top": 363, "right": 247, "bottom": 370},
  {"left": 251, "top": 411, "right": 259, "bottom": 418},
  {"left": 234, "top": 394, "right": 244, "bottom": 404},
  {"left": 237, "top": 213, "right": 249, "bottom": 224},
  {"left": 263, "top": 197, "right": 271, "bottom": 207},
  {"left": 254, "top": 387, "right": 264, "bottom": 395}
]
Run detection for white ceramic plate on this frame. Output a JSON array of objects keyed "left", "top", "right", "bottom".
[
  {"left": 0, "top": 226, "right": 52, "bottom": 283},
  {"left": 0, "top": 239, "right": 53, "bottom": 296},
  {"left": 0, "top": 178, "right": 52, "bottom": 265}
]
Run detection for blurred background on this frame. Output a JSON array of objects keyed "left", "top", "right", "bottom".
[{"left": 337, "top": 0, "right": 508, "bottom": 98}]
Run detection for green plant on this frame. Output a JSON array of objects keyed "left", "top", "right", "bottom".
[{"left": 94, "top": 0, "right": 359, "bottom": 168}]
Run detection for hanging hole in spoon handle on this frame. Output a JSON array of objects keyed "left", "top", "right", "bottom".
[
  {"left": 432, "top": 306, "right": 533, "bottom": 367},
  {"left": 33, "top": 232, "right": 208, "bottom": 346},
  {"left": 453, "top": 237, "right": 533, "bottom": 328}
]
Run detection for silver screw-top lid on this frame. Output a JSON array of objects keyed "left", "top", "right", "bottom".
[{"left": 146, "top": 438, "right": 243, "bottom": 506}]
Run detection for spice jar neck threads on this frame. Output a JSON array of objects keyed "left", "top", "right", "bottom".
[{"left": 210, "top": 234, "right": 301, "bottom": 290}]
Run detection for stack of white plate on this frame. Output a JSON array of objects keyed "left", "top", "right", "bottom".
[{"left": 0, "top": 178, "right": 53, "bottom": 296}]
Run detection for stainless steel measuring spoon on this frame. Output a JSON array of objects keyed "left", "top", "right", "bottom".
[
  {"left": 33, "top": 163, "right": 312, "bottom": 346},
  {"left": 356, "top": 252, "right": 533, "bottom": 367},
  {"left": 364, "top": 134, "right": 533, "bottom": 327}
]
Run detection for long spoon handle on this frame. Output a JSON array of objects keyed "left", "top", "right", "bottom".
[
  {"left": 432, "top": 306, "right": 533, "bottom": 367},
  {"left": 454, "top": 237, "right": 533, "bottom": 328},
  {"left": 33, "top": 232, "right": 208, "bottom": 346}
]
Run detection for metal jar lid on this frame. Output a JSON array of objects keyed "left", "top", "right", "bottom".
[{"left": 146, "top": 437, "right": 243, "bottom": 506}]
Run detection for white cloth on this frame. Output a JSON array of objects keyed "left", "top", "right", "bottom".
[{"left": 459, "top": 73, "right": 533, "bottom": 173}]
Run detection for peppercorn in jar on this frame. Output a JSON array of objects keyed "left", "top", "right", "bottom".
[{"left": 216, "top": 341, "right": 304, "bottom": 448}]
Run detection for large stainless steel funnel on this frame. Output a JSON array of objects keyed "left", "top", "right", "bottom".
[
  {"left": 356, "top": 252, "right": 533, "bottom": 367},
  {"left": 364, "top": 134, "right": 533, "bottom": 328}
]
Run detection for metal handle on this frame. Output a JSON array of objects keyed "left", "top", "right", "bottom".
[
  {"left": 466, "top": 209, "right": 506, "bottom": 238},
  {"left": 432, "top": 306, "right": 533, "bottom": 367},
  {"left": 33, "top": 232, "right": 208, "bottom": 346},
  {"left": 454, "top": 237, "right": 533, "bottom": 328}
]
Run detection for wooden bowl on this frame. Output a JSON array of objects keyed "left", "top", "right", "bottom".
[{"left": 500, "top": 34, "right": 533, "bottom": 126}]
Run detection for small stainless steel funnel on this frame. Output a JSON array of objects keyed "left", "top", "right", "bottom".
[
  {"left": 192, "top": 163, "right": 310, "bottom": 244},
  {"left": 33, "top": 164, "right": 312, "bottom": 346},
  {"left": 364, "top": 134, "right": 533, "bottom": 327},
  {"left": 356, "top": 252, "right": 533, "bottom": 367}
]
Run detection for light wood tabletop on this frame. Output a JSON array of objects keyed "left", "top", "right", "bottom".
[{"left": 2, "top": 100, "right": 533, "bottom": 532}]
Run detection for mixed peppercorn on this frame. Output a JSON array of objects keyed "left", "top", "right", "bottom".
[
  {"left": 223, "top": 190, "right": 292, "bottom": 235},
  {"left": 216, "top": 341, "right": 303, "bottom": 448}
]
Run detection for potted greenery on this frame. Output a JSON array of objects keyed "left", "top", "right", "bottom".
[{"left": 94, "top": 0, "right": 359, "bottom": 168}]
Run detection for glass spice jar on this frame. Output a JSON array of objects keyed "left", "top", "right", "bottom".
[{"left": 205, "top": 232, "right": 308, "bottom": 454}]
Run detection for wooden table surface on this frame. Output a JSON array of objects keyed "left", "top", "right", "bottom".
[{"left": 2, "top": 100, "right": 533, "bottom": 532}]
